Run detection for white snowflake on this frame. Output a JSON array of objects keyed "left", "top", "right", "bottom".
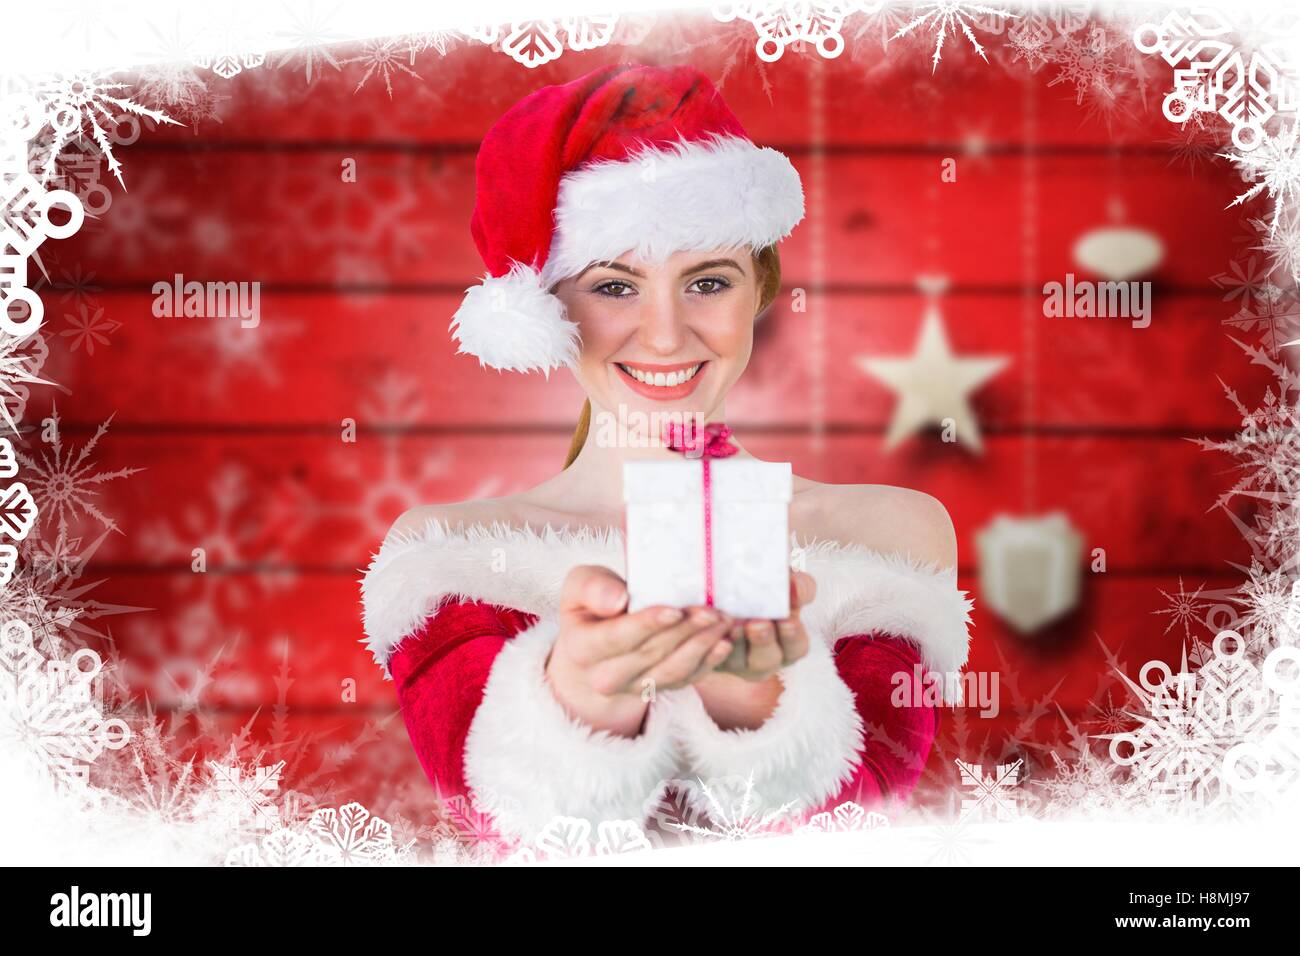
[
  {"left": 956, "top": 758, "right": 1023, "bottom": 821},
  {"left": 191, "top": 11, "right": 267, "bottom": 80},
  {"left": 136, "top": 463, "right": 296, "bottom": 611},
  {"left": 1254, "top": 216, "right": 1300, "bottom": 285},
  {"left": 715, "top": 3, "right": 849, "bottom": 63},
  {"left": 199, "top": 752, "right": 285, "bottom": 833},
  {"left": 61, "top": 302, "right": 121, "bottom": 355},
  {"left": 0, "top": 532, "right": 144, "bottom": 652},
  {"left": 889, "top": 2, "right": 1016, "bottom": 72},
  {"left": 15, "top": 401, "right": 141, "bottom": 537},
  {"left": 1222, "top": 643, "right": 1300, "bottom": 806},
  {"left": 307, "top": 801, "right": 399, "bottom": 864},
  {"left": 0, "top": 617, "right": 130, "bottom": 788},
  {"left": 666, "top": 773, "right": 797, "bottom": 842},
  {"left": 225, "top": 801, "right": 404, "bottom": 866},
  {"left": 798, "top": 801, "right": 889, "bottom": 833},
  {"left": 497, "top": 18, "right": 619, "bottom": 70},
  {"left": 1222, "top": 122, "right": 1300, "bottom": 236},
  {"left": 1098, "top": 635, "right": 1271, "bottom": 818},
  {"left": 405, "top": 30, "right": 462, "bottom": 63},
  {"left": 1153, "top": 577, "right": 1210, "bottom": 642},
  {"left": 341, "top": 38, "right": 420, "bottom": 98},
  {"left": 32, "top": 73, "right": 179, "bottom": 189},
  {"left": 1032, "top": 746, "right": 1123, "bottom": 818},
  {"left": 174, "top": 308, "right": 302, "bottom": 397},
  {"left": 1046, "top": 25, "right": 1126, "bottom": 108},
  {"left": 0, "top": 332, "right": 56, "bottom": 435},
  {"left": 225, "top": 825, "right": 337, "bottom": 865},
  {"left": 505, "top": 816, "right": 651, "bottom": 864},
  {"left": 273, "top": 3, "right": 345, "bottom": 83},
  {"left": 1135, "top": 6, "right": 1300, "bottom": 152},
  {"left": 136, "top": 20, "right": 208, "bottom": 108},
  {"left": 1005, "top": 11, "right": 1054, "bottom": 71}
]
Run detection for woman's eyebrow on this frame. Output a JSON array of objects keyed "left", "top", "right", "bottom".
[
  {"left": 680, "top": 258, "right": 742, "bottom": 276},
  {"left": 576, "top": 261, "right": 644, "bottom": 280}
]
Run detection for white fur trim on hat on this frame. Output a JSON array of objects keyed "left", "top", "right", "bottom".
[
  {"left": 540, "top": 134, "right": 806, "bottom": 287},
  {"left": 448, "top": 135, "right": 804, "bottom": 375},
  {"left": 449, "top": 261, "right": 581, "bottom": 375}
]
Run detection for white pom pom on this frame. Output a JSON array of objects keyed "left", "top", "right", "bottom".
[{"left": 449, "top": 262, "right": 581, "bottom": 376}]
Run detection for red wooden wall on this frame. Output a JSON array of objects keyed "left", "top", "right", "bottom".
[{"left": 38, "top": 17, "right": 1268, "bottom": 822}]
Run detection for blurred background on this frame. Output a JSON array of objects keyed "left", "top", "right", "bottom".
[{"left": 25, "top": 9, "right": 1275, "bottom": 830}]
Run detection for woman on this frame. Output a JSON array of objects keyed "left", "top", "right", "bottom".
[{"left": 360, "top": 64, "right": 973, "bottom": 845}]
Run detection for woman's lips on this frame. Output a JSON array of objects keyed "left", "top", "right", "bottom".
[{"left": 614, "top": 360, "right": 707, "bottom": 400}]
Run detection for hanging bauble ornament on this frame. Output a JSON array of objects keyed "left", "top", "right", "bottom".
[
  {"left": 1072, "top": 198, "right": 1164, "bottom": 281},
  {"left": 975, "top": 512, "right": 1084, "bottom": 634}
]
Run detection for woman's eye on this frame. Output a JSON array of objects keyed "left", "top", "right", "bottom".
[
  {"left": 690, "top": 276, "right": 731, "bottom": 295},
  {"left": 594, "top": 281, "right": 634, "bottom": 297}
]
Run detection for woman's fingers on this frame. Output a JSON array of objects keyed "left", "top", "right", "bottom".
[
  {"left": 744, "top": 619, "right": 784, "bottom": 673},
  {"left": 790, "top": 570, "right": 816, "bottom": 613},
  {"left": 623, "top": 606, "right": 730, "bottom": 669},
  {"left": 560, "top": 565, "right": 629, "bottom": 623},
  {"left": 587, "top": 607, "right": 727, "bottom": 690},
  {"left": 637, "top": 620, "right": 734, "bottom": 691},
  {"left": 775, "top": 617, "right": 809, "bottom": 663}
]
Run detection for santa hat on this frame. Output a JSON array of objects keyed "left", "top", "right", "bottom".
[{"left": 450, "top": 64, "right": 806, "bottom": 375}]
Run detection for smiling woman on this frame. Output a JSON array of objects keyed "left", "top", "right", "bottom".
[
  {"left": 360, "top": 63, "right": 969, "bottom": 845},
  {"left": 560, "top": 245, "right": 782, "bottom": 467}
]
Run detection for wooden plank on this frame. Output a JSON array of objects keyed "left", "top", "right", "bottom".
[
  {"left": 55, "top": 431, "right": 1254, "bottom": 571},
  {"left": 50, "top": 291, "right": 1270, "bottom": 430},
  {"left": 94, "top": 569, "right": 1243, "bottom": 714},
  {"left": 53, "top": 150, "right": 1239, "bottom": 288}
]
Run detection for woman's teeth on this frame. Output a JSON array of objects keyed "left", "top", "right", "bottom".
[{"left": 618, "top": 363, "right": 702, "bottom": 387}]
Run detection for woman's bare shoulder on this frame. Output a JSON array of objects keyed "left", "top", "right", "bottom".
[
  {"left": 792, "top": 477, "right": 957, "bottom": 569},
  {"left": 385, "top": 496, "right": 531, "bottom": 540}
]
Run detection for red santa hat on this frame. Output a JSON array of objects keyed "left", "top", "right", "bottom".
[{"left": 450, "top": 63, "right": 806, "bottom": 375}]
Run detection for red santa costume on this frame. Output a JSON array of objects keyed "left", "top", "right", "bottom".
[{"left": 359, "top": 65, "right": 974, "bottom": 845}]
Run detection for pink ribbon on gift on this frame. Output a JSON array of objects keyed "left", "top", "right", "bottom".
[{"left": 662, "top": 420, "right": 738, "bottom": 607}]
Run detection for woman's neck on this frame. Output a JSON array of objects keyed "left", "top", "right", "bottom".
[{"left": 529, "top": 399, "right": 751, "bottom": 525}]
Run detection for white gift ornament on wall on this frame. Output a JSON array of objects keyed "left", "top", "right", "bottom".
[
  {"left": 975, "top": 512, "right": 1084, "bottom": 634},
  {"left": 623, "top": 457, "right": 792, "bottom": 619}
]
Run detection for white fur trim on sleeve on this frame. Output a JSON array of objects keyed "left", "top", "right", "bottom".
[
  {"left": 798, "top": 536, "right": 974, "bottom": 696},
  {"left": 462, "top": 615, "right": 680, "bottom": 844},
  {"left": 670, "top": 637, "right": 864, "bottom": 815},
  {"left": 448, "top": 261, "right": 580, "bottom": 375}
]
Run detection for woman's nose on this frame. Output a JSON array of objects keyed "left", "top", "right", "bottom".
[{"left": 636, "top": 292, "right": 687, "bottom": 355}]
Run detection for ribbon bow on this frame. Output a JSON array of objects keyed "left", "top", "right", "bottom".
[{"left": 662, "top": 420, "right": 739, "bottom": 460}]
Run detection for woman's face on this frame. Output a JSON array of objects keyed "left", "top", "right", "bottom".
[{"left": 552, "top": 247, "right": 762, "bottom": 421}]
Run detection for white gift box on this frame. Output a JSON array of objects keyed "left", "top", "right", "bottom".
[{"left": 623, "top": 457, "right": 792, "bottom": 619}]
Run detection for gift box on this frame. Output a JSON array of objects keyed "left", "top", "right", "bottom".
[{"left": 623, "top": 456, "right": 792, "bottom": 620}]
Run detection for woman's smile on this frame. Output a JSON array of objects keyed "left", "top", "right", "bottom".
[{"left": 613, "top": 359, "right": 708, "bottom": 400}]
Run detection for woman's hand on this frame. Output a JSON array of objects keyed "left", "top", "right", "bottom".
[
  {"left": 690, "top": 571, "right": 816, "bottom": 731},
  {"left": 544, "top": 565, "right": 736, "bottom": 738},
  {"left": 713, "top": 570, "right": 816, "bottom": 681}
]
